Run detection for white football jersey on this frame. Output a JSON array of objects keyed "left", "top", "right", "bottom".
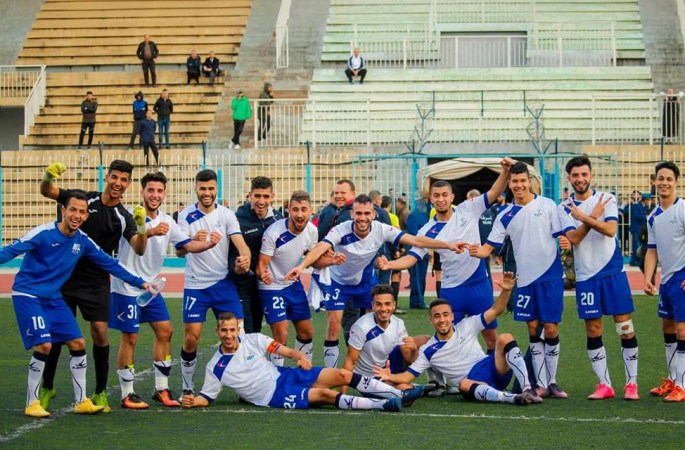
[
  {"left": 178, "top": 203, "right": 242, "bottom": 289},
  {"left": 259, "top": 218, "right": 318, "bottom": 290},
  {"left": 323, "top": 220, "right": 404, "bottom": 286},
  {"left": 486, "top": 195, "right": 564, "bottom": 287},
  {"left": 407, "top": 315, "right": 487, "bottom": 387},
  {"left": 348, "top": 312, "right": 409, "bottom": 378},
  {"left": 112, "top": 211, "right": 190, "bottom": 296},
  {"left": 411, "top": 194, "right": 489, "bottom": 288},
  {"left": 198, "top": 333, "right": 281, "bottom": 407},
  {"left": 558, "top": 191, "right": 624, "bottom": 282},
  {"left": 647, "top": 197, "right": 685, "bottom": 284}
]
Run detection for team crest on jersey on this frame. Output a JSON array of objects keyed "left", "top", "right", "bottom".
[
  {"left": 458, "top": 217, "right": 468, "bottom": 228},
  {"left": 533, "top": 208, "right": 543, "bottom": 217},
  {"left": 71, "top": 243, "right": 81, "bottom": 254},
  {"left": 246, "top": 354, "right": 255, "bottom": 361}
]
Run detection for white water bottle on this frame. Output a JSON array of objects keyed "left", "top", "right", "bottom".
[{"left": 136, "top": 277, "right": 166, "bottom": 307}]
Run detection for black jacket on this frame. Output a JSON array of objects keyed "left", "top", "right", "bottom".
[
  {"left": 153, "top": 97, "right": 173, "bottom": 118},
  {"left": 203, "top": 57, "right": 220, "bottom": 74},
  {"left": 81, "top": 99, "right": 98, "bottom": 122},
  {"left": 136, "top": 41, "right": 159, "bottom": 60},
  {"left": 186, "top": 56, "right": 201, "bottom": 75},
  {"left": 316, "top": 202, "right": 352, "bottom": 241}
]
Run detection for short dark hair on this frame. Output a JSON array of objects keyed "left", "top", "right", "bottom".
[
  {"left": 250, "top": 176, "right": 273, "bottom": 191},
  {"left": 290, "top": 190, "right": 311, "bottom": 204},
  {"left": 655, "top": 161, "right": 680, "bottom": 180},
  {"left": 565, "top": 155, "right": 592, "bottom": 174},
  {"left": 108, "top": 160, "right": 134, "bottom": 175},
  {"left": 141, "top": 171, "right": 167, "bottom": 188},
  {"left": 196, "top": 169, "right": 217, "bottom": 183},
  {"left": 380, "top": 195, "right": 392, "bottom": 209},
  {"left": 337, "top": 179, "right": 356, "bottom": 192},
  {"left": 429, "top": 299, "right": 452, "bottom": 312},
  {"left": 430, "top": 180, "right": 452, "bottom": 192},
  {"left": 510, "top": 162, "right": 530, "bottom": 177},
  {"left": 217, "top": 312, "right": 237, "bottom": 326},
  {"left": 86, "top": 91, "right": 93, "bottom": 95},
  {"left": 368, "top": 190, "right": 382, "bottom": 201},
  {"left": 354, "top": 194, "right": 373, "bottom": 205},
  {"left": 63, "top": 189, "right": 89, "bottom": 208},
  {"left": 371, "top": 284, "right": 395, "bottom": 298}
]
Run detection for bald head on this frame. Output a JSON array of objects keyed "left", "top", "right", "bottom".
[{"left": 466, "top": 189, "right": 481, "bottom": 199}]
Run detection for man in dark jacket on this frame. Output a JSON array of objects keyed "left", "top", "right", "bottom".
[
  {"left": 138, "top": 110, "right": 158, "bottom": 167},
  {"left": 78, "top": 91, "right": 97, "bottom": 149},
  {"left": 128, "top": 91, "right": 147, "bottom": 149},
  {"left": 317, "top": 179, "right": 356, "bottom": 241},
  {"left": 136, "top": 34, "right": 159, "bottom": 86},
  {"left": 186, "top": 50, "right": 201, "bottom": 85},
  {"left": 153, "top": 89, "right": 173, "bottom": 149},
  {"left": 258, "top": 82, "right": 274, "bottom": 141},
  {"left": 202, "top": 51, "right": 221, "bottom": 86},
  {"left": 229, "top": 177, "right": 280, "bottom": 333}
]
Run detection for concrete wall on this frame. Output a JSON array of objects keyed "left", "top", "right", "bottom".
[
  {"left": 0, "top": 0, "right": 44, "bottom": 65},
  {"left": 0, "top": 107, "right": 23, "bottom": 150}
]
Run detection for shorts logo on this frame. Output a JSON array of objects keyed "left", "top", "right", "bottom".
[
  {"left": 51, "top": 242, "right": 61, "bottom": 247},
  {"left": 72, "top": 243, "right": 81, "bottom": 254}
]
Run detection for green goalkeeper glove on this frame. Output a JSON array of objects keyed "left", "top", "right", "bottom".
[
  {"left": 133, "top": 205, "right": 147, "bottom": 235},
  {"left": 43, "top": 163, "right": 67, "bottom": 183}
]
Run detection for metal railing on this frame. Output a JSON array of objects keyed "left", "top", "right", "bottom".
[
  {"left": 350, "top": 37, "right": 440, "bottom": 69},
  {"left": 0, "top": 66, "right": 44, "bottom": 99},
  {"left": 253, "top": 98, "right": 305, "bottom": 149},
  {"left": 23, "top": 66, "right": 47, "bottom": 137},
  {"left": 528, "top": 23, "right": 617, "bottom": 67},
  {"left": 440, "top": 35, "right": 528, "bottom": 68},
  {"left": 276, "top": 0, "right": 291, "bottom": 68},
  {"left": 432, "top": 0, "right": 536, "bottom": 24}
]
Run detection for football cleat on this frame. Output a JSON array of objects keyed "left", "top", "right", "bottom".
[
  {"left": 92, "top": 391, "right": 111, "bottom": 413},
  {"left": 534, "top": 386, "right": 550, "bottom": 398},
  {"left": 513, "top": 394, "right": 530, "bottom": 406},
  {"left": 121, "top": 393, "right": 149, "bottom": 409},
  {"left": 180, "top": 389, "right": 194, "bottom": 402},
  {"left": 587, "top": 383, "right": 615, "bottom": 400},
  {"left": 548, "top": 383, "right": 569, "bottom": 399},
  {"left": 152, "top": 389, "right": 181, "bottom": 407},
  {"left": 623, "top": 383, "right": 639, "bottom": 401},
  {"left": 38, "top": 387, "right": 56, "bottom": 411},
  {"left": 381, "top": 397, "right": 402, "bottom": 412},
  {"left": 650, "top": 378, "right": 674, "bottom": 397},
  {"left": 25, "top": 400, "right": 50, "bottom": 418},
  {"left": 664, "top": 385, "right": 685, "bottom": 402},
  {"left": 522, "top": 388, "right": 544, "bottom": 404},
  {"left": 401, "top": 384, "right": 425, "bottom": 406},
  {"left": 74, "top": 397, "right": 105, "bottom": 414}
]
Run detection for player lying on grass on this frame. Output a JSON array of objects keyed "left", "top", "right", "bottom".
[
  {"left": 181, "top": 312, "right": 424, "bottom": 412},
  {"left": 342, "top": 284, "right": 429, "bottom": 393},
  {"left": 2, "top": 190, "right": 155, "bottom": 417},
  {"left": 374, "top": 272, "right": 543, "bottom": 406}
]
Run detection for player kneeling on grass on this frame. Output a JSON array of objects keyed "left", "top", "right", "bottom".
[
  {"left": 182, "top": 312, "right": 424, "bottom": 412},
  {"left": 374, "top": 272, "right": 543, "bottom": 406},
  {"left": 2, "top": 190, "right": 154, "bottom": 417},
  {"left": 342, "top": 284, "right": 429, "bottom": 396}
]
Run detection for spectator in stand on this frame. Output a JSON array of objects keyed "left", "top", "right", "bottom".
[
  {"left": 662, "top": 88, "right": 681, "bottom": 142},
  {"left": 136, "top": 34, "right": 159, "bottom": 87},
  {"left": 172, "top": 202, "right": 185, "bottom": 223},
  {"left": 186, "top": 50, "right": 202, "bottom": 85},
  {"left": 153, "top": 89, "right": 173, "bottom": 149},
  {"left": 128, "top": 91, "right": 147, "bottom": 150},
  {"left": 231, "top": 89, "right": 252, "bottom": 150},
  {"left": 258, "top": 82, "right": 274, "bottom": 142},
  {"left": 78, "top": 91, "right": 97, "bottom": 149},
  {"left": 345, "top": 47, "right": 367, "bottom": 85},
  {"left": 202, "top": 51, "right": 221, "bottom": 87},
  {"left": 139, "top": 110, "right": 158, "bottom": 167}
]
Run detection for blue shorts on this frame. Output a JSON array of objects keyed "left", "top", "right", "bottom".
[
  {"left": 183, "top": 277, "right": 243, "bottom": 323},
  {"left": 268, "top": 366, "right": 323, "bottom": 409},
  {"left": 466, "top": 353, "right": 512, "bottom": 390},
  {"left": 323, "top": 279, "right": 374, "bottom": 311},
  {"left": 13, "top": 296, "right": 83, "bottom": 350},
  {"left": 108, "top": 292, "right": 171, "bottom": 333},
  {"left": 658, "top": 269, "right": 685, "bottom": 322},
  {"left": 387, "top": 345, "right": 405, "bottom": 374},
  {"left": 260, "top": 283, "right": 312, "bottom": 325},
  {"left": 441, "top": 278, "right": 497, "bottom": 330},
  {"left": 514, "top": 278, "right": 564, "bottom": 323},
  {"left": 575, "top": 272, "right": 634, "bottom": 320}
]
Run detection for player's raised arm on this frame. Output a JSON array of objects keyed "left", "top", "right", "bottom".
[
  {"left": 271, "top": 340, "right": 311, "bottom": 369},
  {"left": 285, "top": 240, "right": 333, "bottom": 280},
  {"left": 39, "top": 162, "right": 67, "bottom": 200},
  {"left": 230, "top": 233, "right": 251, "bottom": 274},
  {"left": 376, "top": 253, "right": 417, "bottom": 271},
  {"left": 469, "top": 242, "right": 495, "bottom": 259},
  {"left": 127, "top": 204, "right": 149, "bottom": 256},
  {"left": 256, "top": 253, "right": 273, "bottom": 284},
  {"left": 399, "top": 233, "right": 468, "bottom": 254},
  {"left": 563, "top": 194, "right": 617, "bottom": 245},
  {"left": 83, "top": 235, "right": 147, "bottom": 289},
  {"left": 486, "top": 157, "right": 515, "bottom": 206},
  {"left": 482, "top": 272, "right": 517, "bottom": 324}
]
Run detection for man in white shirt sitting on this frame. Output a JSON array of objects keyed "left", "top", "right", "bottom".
[{"left": 345, "top": 47, "right": 367, "bottom": 85}]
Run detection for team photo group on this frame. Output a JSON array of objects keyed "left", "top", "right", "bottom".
[{"left": 6, "top": 154, "right": 685, "bottom": 418}]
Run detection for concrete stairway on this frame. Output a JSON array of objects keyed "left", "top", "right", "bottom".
[
  {"left": 0, "top": 0, "right": 44, "bottom": 65},
  {"left": 638, "top": 0, "right": 685, "bottom": 92}
]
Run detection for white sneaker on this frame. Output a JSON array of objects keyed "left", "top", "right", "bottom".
[{"left": 234, "top": 144, "right": 240, "bottom": 150}]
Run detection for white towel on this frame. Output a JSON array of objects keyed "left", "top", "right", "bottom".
[{"left": 307, "top": 267, "right": 331, "bottom": 312}]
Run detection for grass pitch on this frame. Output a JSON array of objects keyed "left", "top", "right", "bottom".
[{"left": 0, "top": 295, "right": 681, "bottom": 449}]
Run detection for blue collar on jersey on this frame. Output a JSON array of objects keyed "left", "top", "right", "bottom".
[
  {"left": 568, "top": 190, "right": 596, "bottom": 206},
  {"left": 512, "top": 193, "right": 537, "bottom": 206}
]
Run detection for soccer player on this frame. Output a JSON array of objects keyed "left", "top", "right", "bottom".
[
  {"left": 644, "top": 161, "right": 685, "bottom": 402},
  {"left": 470, "top": 162, "right": 568, "bottom": 399},
  {"left": 4, "top": 190, "right": 152, "bottom": 417},
  {"left": 558, "top": 156, "right": 639, "bottom": 400},
  {"left": 257, "top": 190, "right": 317, "bottom": 366},
  {"left": 343, "top": 284, "right": 428, "bottom": 391},
  {"left": 176, "top": 169, "right": 251, "bottom": 397},
  {"left": 38, "top": 160, "right": 148, "bottom": 412},
  {"left": 286, "top": 194, "right": 467, "bottom": 368},
  {"left": 109, "top": 172, "right": 221, "bottom": 409},
  {"left": 377, "top": 157, "right": 514, "bottom": 352},
  {"left": 181, "top": 312, "right": 423, "bottom": 412},
  {"left": 374, "top": 272, "right": 542, "bottom": 406}
]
